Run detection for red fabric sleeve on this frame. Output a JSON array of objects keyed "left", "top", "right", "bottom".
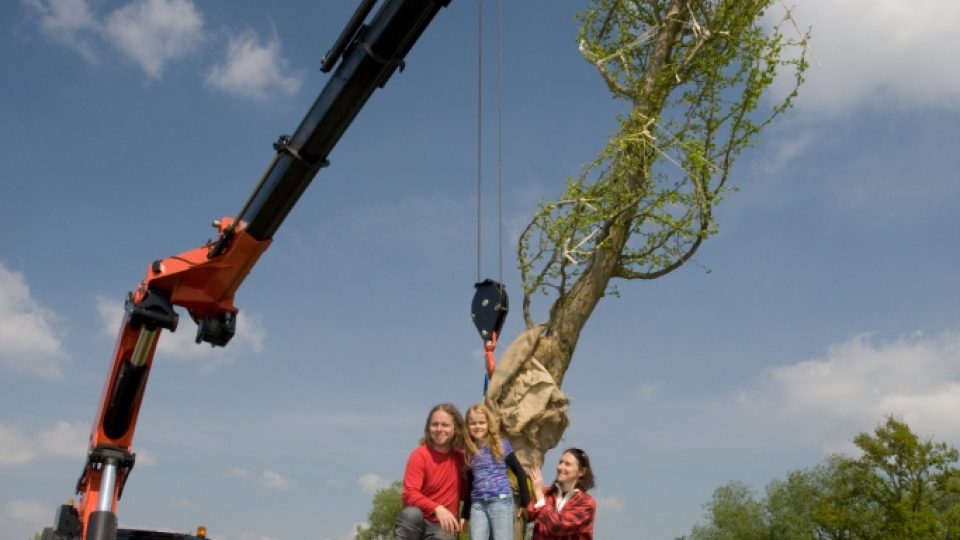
[
  {"left": 402, "top": 446, "right": 439, "bottom": 519},
  {"left": 527, "top": 488, "right": 595, "bottom": 538}
]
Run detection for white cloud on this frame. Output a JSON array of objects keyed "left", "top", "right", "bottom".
[
  {"left": 154, "top": 308, "right": 266, "bottom": 371},
  {"left": 749, "top": 124, "right": 820, "bottom": 177},
  {"left": 259, "top": 469, "right": 295, "bottom": 490},
  {"left": 0, "top": 421, "right": 87, "bottom": 466},
  {"left": 768, "top": 330, "right": 960, "bottom": 442},
  {"left": 96, "top": 296, "right": 266, "bottom": 373},
  {"left": 227, "top": 466, "right": 252, "bottom": 479},
  {"left": 596, "top": 495, "right": 625, "bottom": 512},
  {"left": 24, "top": 0, "right": 95, "bottom": 32},
  {"left": 206, "top": 30, "right": 302, "bottom": 99},
  {"left": 96, "top": 296, "right": 124, "bottom": 339},
  {"left": 135, "top": 448, "right": 158, "bottom": 466},
  {"left": 0, "top": 424, "right": 33, "bottom": 466},
  {"left": 23, "top": 0, "right": 305, "bottom": 101},
  {"left": 769, "top": 0, "right": 960, "bottom": 112},
  {"left": 102, "top": 0, "right": 204, "bottom": 79},
  {"left": 626, "top": 329, "right": 960, "bottom": 460},
  {"left": 357, "top": 473, "right": 389, "bottom": 495},
  {"left": 0, "top": 262, "right": 67, "bottom": 378},
  {"left": 22, "top": 0, "right": 99, "bottom": 61},
  {"left": 228, "top": 467, "right": 295, "bottom": 491},
  {"left": 636, "top": 382, "right": 659, "bottom": 402},
  {"left": 237, "top": 534, "right": 279, "bottom": 540},
  {"left": 35, "top": 421, "right": 87, "bottom": 459},
  {"left": 24, "top": 0, "right": 205, "bottom": 79},
  {"left": 3, "top": 499, "right": 51, "bottom": 528}
]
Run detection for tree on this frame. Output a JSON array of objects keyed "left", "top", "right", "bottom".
[
  {"left": 485, "top": 0, "right": 811, "bottom": 470},
  {"left": 765, "top": 468, "right": 827, "bottom": 540},
  {"left": 681, "top": 473, "right": 825, "bottom": 540},
  {"left": 831, "top": 416, "right": 960, "bottom": 539},
  {"left": 688, "top": 481, "right": 767, "bottom": 540},
  {"left": 684, "top": 417, "right": 960, "bottom": 540},
  {"left": 355, "top": 481, "right": 403, "bottom": 540}
]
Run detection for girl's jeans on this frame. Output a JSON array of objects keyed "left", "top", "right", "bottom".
[{"left": 470, "top": 494, "right": 514, "bottom": 540}]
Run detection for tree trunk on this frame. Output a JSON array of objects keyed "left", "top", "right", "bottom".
[
  {"left": 487, "top": 6, "right": 688, "bottom": 537},
  {"left": 487, "top": 0, "right": 687, "bottom": 470},
  {"left": 483, "top": 1, "right": 809, "bottom": 538}
]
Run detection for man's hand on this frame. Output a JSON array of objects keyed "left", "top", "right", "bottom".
[{"left": 434, "top": 505, "right": 460, "bottom": 534}]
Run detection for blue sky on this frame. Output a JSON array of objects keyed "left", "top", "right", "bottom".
[{"left": 2, "top": 1, "right": 960, "bottom": 539}]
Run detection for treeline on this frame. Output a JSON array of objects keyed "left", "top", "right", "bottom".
[{"left": 680, "top": 416, "right": 960, "bottom": 540}]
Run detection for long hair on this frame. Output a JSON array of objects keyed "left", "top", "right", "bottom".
[
  {"left": 561, "top": 447, "right": 595, "bottom": 492},
  {"left": 419, "top": 402, "right": 465, "bottom": 450},
  {"left": 463, "top": 403, "right": 505, "bottom": 465}
]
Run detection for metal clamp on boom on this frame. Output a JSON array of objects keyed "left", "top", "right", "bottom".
[
  {"left": 320, "top": 0, "right": 378, "bottom": 72},
  {"left": 274, "top": 135, "right": 330, "bottom": 170},
  {"left": 127, "top": 289, "right": 178, "bottom": 332},
  {"left": 75, "top": 446, "right": 136, "bottom": 503},
  {"left": 357, "top": 31, "right": 406, "bottom": 74},
  {"left": 194, "top": 311, "right": 236, "bottom": 347}
]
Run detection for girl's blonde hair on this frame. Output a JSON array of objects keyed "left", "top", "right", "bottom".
[{"left": 463, "top": 403, "right": 505, "bottom": 464}]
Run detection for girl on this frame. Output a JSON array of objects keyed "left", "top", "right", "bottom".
[
  {"left": 463, "top": 403, "right": 530, "bottom": 540},
  {"left": 527, "top": 447, "right": 596, "bottom": 540}
]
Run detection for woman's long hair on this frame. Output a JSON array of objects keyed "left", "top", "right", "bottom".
[{"left": 463, "top": 403, "right": 505, "bottom": 465}]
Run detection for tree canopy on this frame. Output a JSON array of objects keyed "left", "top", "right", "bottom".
[
  {"left": 683, "top": 416, "right": 960, "bottom": 540},
  {"left": 489, "top": 0, "right": 810, "bottom": 470},
  {"left": 354, "top": 481, "right": 403, "bottom": 540}
]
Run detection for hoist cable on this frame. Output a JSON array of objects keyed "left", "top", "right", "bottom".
[
  {"left": 496, "top": 0, "right": 504, "bottom": 285},
  {"left": 476, "top": 0, "right": 483, "bottom": 283},
  {"left": 476, "top": 0, "right": 505, "bottom": 285}
]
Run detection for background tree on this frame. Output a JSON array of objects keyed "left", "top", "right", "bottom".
[
  {"left": 764, "top": 468, "right": 827, "bottom": 539},
  {"left": 687, "top": 481, "right": 767, "bottom": 540},
  {"left": 834, "top": 416, "right": 960, "bottom": 538},
  {"left": 485, "top": 0, "right": 811, "bottom": 472},
  {"left": 355, "top": 481, "right": 403, "bottom": 540},
  {"left": 683, "top": 416, "right": 960, "bottom": 540},
  {"left": 679, "top": 472, "right": 825, "bottom": 540}
]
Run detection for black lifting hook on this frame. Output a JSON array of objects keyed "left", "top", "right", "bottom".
[{"left": 471, "top": 279, "right": 508, "bottom": 343}]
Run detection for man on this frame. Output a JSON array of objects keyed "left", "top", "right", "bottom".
[{"left": 395, "top": 403, "right": 469, "bottom": 540}]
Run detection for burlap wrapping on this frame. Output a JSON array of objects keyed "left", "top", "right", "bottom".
[{"left": 485, "top": 325, "right": 569, "bottom": 468}]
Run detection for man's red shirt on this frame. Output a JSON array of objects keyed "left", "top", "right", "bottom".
[{"left": 402, "top": 444, "right": 466, "bottom": 522}]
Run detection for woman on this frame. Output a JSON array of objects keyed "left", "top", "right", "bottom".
[{"left": 527, "top": 447, "right": 596, "bottom": 540}]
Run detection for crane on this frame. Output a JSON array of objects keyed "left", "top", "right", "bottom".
[{"left": 41, "top": 1, "right": 451, "bottom": 538}]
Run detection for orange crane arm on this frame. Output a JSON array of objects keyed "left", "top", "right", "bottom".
[{"left": 43, "top": 2, "right": 452, "bottom": 539}]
